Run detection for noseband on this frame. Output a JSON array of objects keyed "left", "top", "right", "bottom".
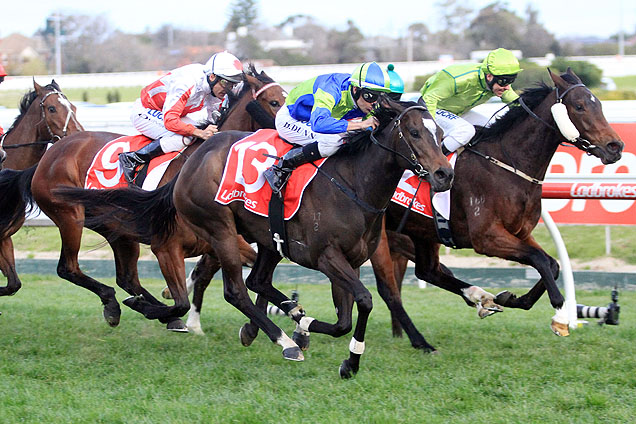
[
  {"left": 370, "top": 105, "right": 433, "bottom": 178},
  {"left": 39, "top": 89, "right": 78, "bottom": 142}
]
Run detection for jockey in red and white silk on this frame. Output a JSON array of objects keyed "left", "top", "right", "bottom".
[{"left": 119, "top": 51, "right": 244, "bottom": 184}]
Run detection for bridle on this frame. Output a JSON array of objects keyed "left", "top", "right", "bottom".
[
  {"left": 39, "top": 89, "right": 81, "bottom": 142},
  {"left": 519, "top": 82, "right": 597, "bottom": 154},
  {"left": 369, "top": 105, "right": 433, "bottom": 178},
  {"left": 251, "top": 82, "right": 283, "bottom": 100},
  {"left": 1, "top": 89, "right": 79, "bottom": 151}
]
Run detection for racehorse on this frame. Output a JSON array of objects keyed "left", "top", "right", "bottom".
[
  {"left": 91, "top": 98, "right": 453, "bottom": 377},
  {"left": 4, "top": 65, "right": 284, "bottom": 328},
  {"left": 0, "top": 80, "right": 82, "bottom": 297},
  {"left": 369, "top": 68, "right": 623, "bottom": 343}
]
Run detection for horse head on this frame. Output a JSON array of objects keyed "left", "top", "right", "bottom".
[
  {"left": 222, "top": 64, "right": 285, "bottom": 131},
  {"left": 549, "top": 68, "right": 623, "bottom": 165},
  {"left": 376, "top": 98, "right": 454, "bottom": 192},
  {"left": 34, "top": 79, "right": 84, "bottom": 141}
]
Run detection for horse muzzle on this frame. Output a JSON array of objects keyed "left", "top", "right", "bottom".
[
  {"left": 429, "top": 167, "right": 454, "bottom": 193},
  {"left": 593, "top": 139, "right": 624, "bottom": 165}
]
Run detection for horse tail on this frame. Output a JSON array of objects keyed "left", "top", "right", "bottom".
[
  {"left": 54, "top": 177, "right": 179, "bottom": 243},
  {"left": 0, "top": 164, "right": 37, "bottom": 233}
]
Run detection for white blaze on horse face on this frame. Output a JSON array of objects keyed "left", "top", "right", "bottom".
[
  {"left": 422, "top": 118, "right": 439, "bottom": 146},
  {"left": 55, "top": 94, "right": 82, "bottom": 131}
]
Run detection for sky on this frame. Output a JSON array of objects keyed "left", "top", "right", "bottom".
[{"left": 2, "top": 0, "right": 634, "bottom": 41}]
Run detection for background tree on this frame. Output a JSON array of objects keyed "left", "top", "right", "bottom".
[
  {"left": 519, "top": 5, "right": 560, "bottom": 57},
  {"left": 467, "top": 2, "right": 524, "bottom": 50},
  {"left": 225, "top": 0, "right": 259, "bottom": 32},
  {"left": 327, "top": 20, "right": 365, "bottom": 63}
]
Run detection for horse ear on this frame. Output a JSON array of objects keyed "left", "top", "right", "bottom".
[
  {"left": 566, "top": 67, "right": 582, "bottom": 83},
  {"left": 33, "top": 78, "right": 44, "bottom": 95},
  {"left": 548, "top": 67, "right": 567, "bottom": 89}
]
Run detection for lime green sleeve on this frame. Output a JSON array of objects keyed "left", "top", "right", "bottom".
[
  {"left": 502, "top": 88, "right": 520, "bottom": 105},
  {"left": 420, "top": 72, "right": 456, "bottom": 118}
]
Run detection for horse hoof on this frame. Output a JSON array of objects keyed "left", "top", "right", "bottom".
[
  {"left": 238, "top": 324, "right": 258, "bottom": 347},
  {"left": 187, "top": 325, "right": 205, "bottom": 336},
  {"left": 339, "top": 359, "right": 357, "bottom": 379},
  {"left": 292, "top": 330, "right": 310, "bottom": 351},
  {"left": 103, "top": 299, "right": 121, "bottom": 327},
  {"left": 551, "top": 320, "right": 570, "bottom": 337},
  {"left": 282, "top": 346, "right": 304, "bottom": 361},
  {"left": 166, "top": 319, "right": 188, "bottom": 332},
  {"left": 161, "top": 287, "right": 173, "bottom": 300},
  {"left": 495, "top": 290, "right": 516, "bottom": 307}
]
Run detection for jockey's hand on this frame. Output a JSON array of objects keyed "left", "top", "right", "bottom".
[
  {"left": 347, "top": 117, "right": 379, "bottom": 132},
  {"left": 193, "top": 125, "right": 218, "bottom": 140}
]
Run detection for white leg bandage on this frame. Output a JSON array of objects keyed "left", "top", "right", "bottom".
[
  {"left": 298, "top": 316, "right": 315, "bottom": 332},
  {"left": 349, "top": 337, "right": 365, "bottom": 355}
]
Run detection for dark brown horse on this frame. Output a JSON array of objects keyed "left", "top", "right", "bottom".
[
  {"left": 100, "top": 99, "right": 452, "bottom": 377},
  {"left": 369, "top": 68, "right": 623, "bottom": 344},
  {"left": 0, "top": 80, "right": 83, "bottom": 297},
  {"left": 3, "top": 66, "right": 283, "bottom": 328}
]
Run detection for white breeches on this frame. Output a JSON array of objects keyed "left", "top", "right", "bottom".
[
  {"left": 275, "top": 106, "right": 344, "bottom": 157},
  {"left": 130, "top": 98, "right": 195, "bottom": 152}
]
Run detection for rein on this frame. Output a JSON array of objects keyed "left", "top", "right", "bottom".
[{"left": 313, "top": 105, "right": 433, "bottom": 215}]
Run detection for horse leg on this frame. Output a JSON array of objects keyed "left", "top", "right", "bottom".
[
  {"left": 0, "top": 236, "right": 21, "bottom": 296},
  {"left": 53, "top": 217, "right": 121, "bottom": 326},
  {"left": 186, "top": 253, "right": 220, "bottom": 335},
  {"left": 309, "top": 246, "right": 377, "bottom": 378},
  {"left": 472, "top": 232, "right": 567, "bottom": 335},
  {"left": 412, "top": 240, "right": 502, "bottom": 318},
  {"left": 371, "top": 229, "right": 435, "bottom": 350}
]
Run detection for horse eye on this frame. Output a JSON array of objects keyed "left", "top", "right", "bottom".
[
  {"left": 575, "top": 104, "right": 584, "bottom": 112},
  {"left": 48, "top": 106, "right": 56, "bottom": 113},
  {"left": 409, "top": 129, "right": 420, "bottom": 138},
  {"left": 270, "top": 101, "right": 280, "bottom": 107}
]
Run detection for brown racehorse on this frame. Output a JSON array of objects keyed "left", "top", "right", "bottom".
[
  {"left": 369, "top": 68, "right": 623, "bottom": 344},
  {"left": 0, "top": 80, "right": 83, "bottom": 298},
  {"left": 7, "top": 65, "right": 284, "bottom": 329},
  {"left": 83, "top": 99, "right": 452, "bottom": 377}
]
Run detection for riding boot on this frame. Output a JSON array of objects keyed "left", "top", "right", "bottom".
[
  {"left": 118, "top": 139, "right": 165, "bottom": 183},
  {"left": 263, "top": 141, "right": 321, "bottom": 194}
]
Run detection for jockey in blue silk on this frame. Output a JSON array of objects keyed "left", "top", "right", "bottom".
[
  {"left": 263, "top": 61, "right": 391, "bottom": 194},
  {"left": 386, "top": 63, "right": 405, "bottom": 101}
]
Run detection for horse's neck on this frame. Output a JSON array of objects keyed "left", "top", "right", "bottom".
[
  {"left": 220, "top": 91, "right": 255, "bottom": 132},
  {"left": 2, "top": 112, "right": 47, "bottom": 170},
  {"left": 488, "top": 93, "right": 563, "bottom": 181}
]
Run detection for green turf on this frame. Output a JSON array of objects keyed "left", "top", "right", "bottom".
[{"left": 0, "top": 276, "right": 633, "bottom": 423}]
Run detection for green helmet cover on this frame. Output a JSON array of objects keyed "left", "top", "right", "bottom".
[{"left": 481, "top": 48, "right": 522, "bottom": 76}]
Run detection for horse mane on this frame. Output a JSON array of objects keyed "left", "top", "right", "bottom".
[
  {"left": 5, "top": 81, "right": 61, "bottom": 135},
  {"left": 474, "top": 73, "right": 579, "bottom": 142},
  {"left": 337, "top": 98, "right": 418, "bottom": 156}
]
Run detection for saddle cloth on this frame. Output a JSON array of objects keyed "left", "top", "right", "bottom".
[
  {"left": 215, "top": 129, "right": 327, "bottom": 220},
  {"left": 390, "top": 152, "right": 457, "bottom": 220},
  {"left": 85, "top": 135, "right": 185, "bottom": 190}
]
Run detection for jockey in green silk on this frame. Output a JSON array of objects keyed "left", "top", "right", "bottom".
[{"left": 420, "top": 48, "right": 522, "bottom": 154}]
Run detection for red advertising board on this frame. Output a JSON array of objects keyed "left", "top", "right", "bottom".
[{"left": 542, "top": 123, "right": 636, "bottom": 225}]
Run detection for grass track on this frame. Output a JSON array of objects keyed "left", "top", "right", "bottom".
[{"left": 1, "top": 275, "right": 634, "bottom": 423}]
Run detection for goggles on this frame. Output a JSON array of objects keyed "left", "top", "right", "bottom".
[
  {"left": 493, "top": 74, "right": 517, "bottom": 87},
  {"left": 218, "top": 78, "right": 238, "bottom": 90},
  {"left": 360, "top": 89, "right": 380, "bottom": 103}
]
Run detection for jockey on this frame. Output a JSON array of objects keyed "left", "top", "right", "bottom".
[
  {"left": 420, "top": 48, "right": 521, "bottom": 155},
  {"left": 119, "top": 51, "right": 244, "bottom": 183},
  {"left": 263, "top": 61, "right": 391, "bottom": 194},
  {"left": 0, "top": 63, "right": 6, "bottom": 135},
  {"left": 386, "top": 63, "right": 404, "bottom": 101}
]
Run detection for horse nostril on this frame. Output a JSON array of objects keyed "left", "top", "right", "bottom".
[
  {"left": 434, "top": 168, "right": 454, "bottom": 185},
  {"left": 607, "top": 141, "right": 623, "bottom": 154}
]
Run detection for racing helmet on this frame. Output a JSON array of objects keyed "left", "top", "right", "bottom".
[
  {"left": 205, "top": 51, "right": 244, "bottom": 83},
  {"left": 0, "top": 63, "right": 7, "bottom": 78},
  {"left": 481, "top": 48, "right": 522, "bottom": 76},
  {"left": 349, "top": 62, "right": 391, "bottom": 93}
]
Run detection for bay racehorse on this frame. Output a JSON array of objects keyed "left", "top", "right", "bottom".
[
  {"left": 5, "top": 65, "right": 283, "bottom": 328},
  {"left": 0, "top": 80, "right": 83, "bottom": 297},
  {"left": 100, "top": 98, "right": 453, "bottom": 377},
  {"left": 369, "top": 68, "right": 623, "bottom": 344}
]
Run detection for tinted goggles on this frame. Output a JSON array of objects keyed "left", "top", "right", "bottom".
[
  {"left": 493, "top": 75, "right": 516, "bottom": 87},
  {"left": 218, "top": 78, "right": 238, "bottom": 90},
  {"left": 360, "top": 89, "right": 380, "bottom": 103}
]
